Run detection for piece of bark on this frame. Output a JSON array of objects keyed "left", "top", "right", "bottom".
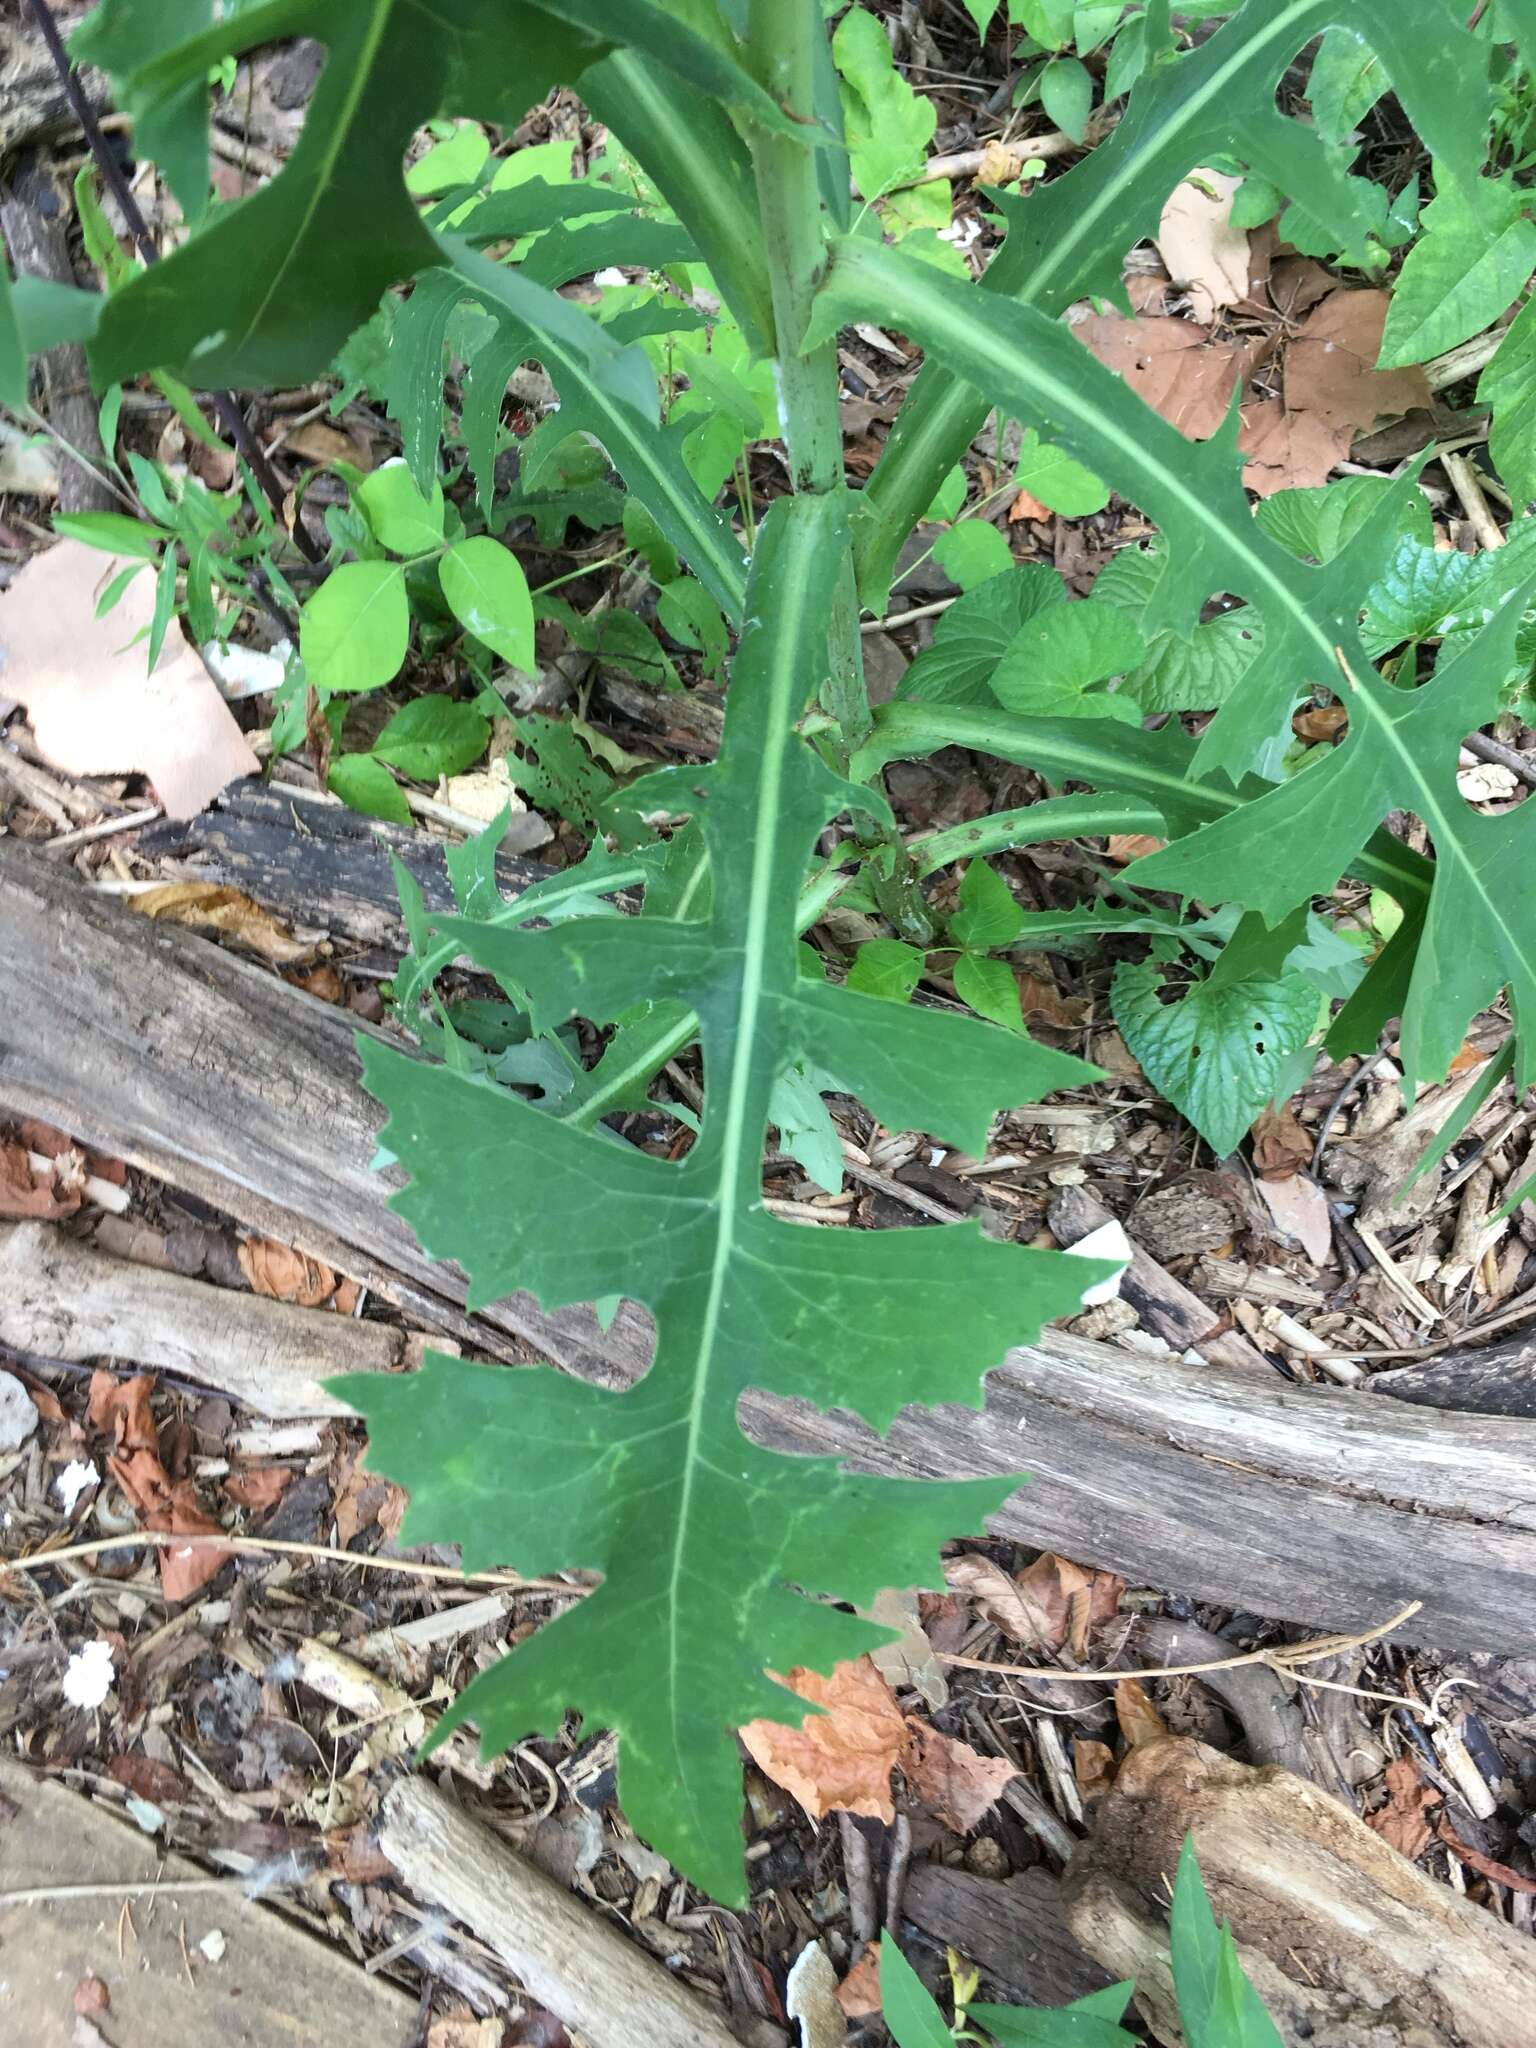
[
  {"left": 376, "top": 1778, "right": 755, "bottom": 2048},
  {"left": 1048, "top": 1185, "right": 1273, "bottom": 1375},
  {"left": 0, "top": 1220, "right": 431, "bottom": 1416},
  {"left": 1368, "top": 1336, "right": 1536, "bottom": 1418},
  {"left": 1060, "top": 1736, "right": 1536, "bottom": 2047},
  {"left": 140, "top": 783, "right": 572, "bottom": 952},
  {"left": 0, "top": 161, "right": 113, "bottom": 514},
  {"left": 7, "top": 843, "right": 1536, "bottom": 1652},
  {"left": 902, "top": 1863, "right": 1116, "bottom": 2009}
]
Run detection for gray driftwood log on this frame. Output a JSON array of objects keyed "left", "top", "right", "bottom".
[
  {"left": 376, "top": 1778, "right": 754, "bottom": 2048},
  {"left": 4, "top": 841, "right": 1536, "bottom": 1652},
  {"left": 1061, "top": 1736, "right": 1536, "bottom": 2047},
  {"left": 0, "top": 1220, "right": 431, "bottom": 1416}
]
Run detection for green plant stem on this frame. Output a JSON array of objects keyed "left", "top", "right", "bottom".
[{"left": 743, "top": 0, "right": 867, "bottom": 755}]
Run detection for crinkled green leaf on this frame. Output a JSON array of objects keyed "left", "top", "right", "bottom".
[
  {"left": 989, "top": 599, "right": 1145, "bottom": 709},
  {"left": 1091, "top": 544, "right": 1263, "bottom": 713},
  {"left": 895, "top": 563, "right": 1067, "bottom": 705},
  {"left": 330, "top": 500, "right": 1106, "bottom": 1902},
  {"left": 768, "top": 1061, "right": 845, "bottom": 1193},
  {"left": 834, "top": 5, "right": 935, "bottom": 199},
  {"left": 848, "top": 937, "right": 926, "bottom": 1003},
  {"left": 1111, "top": 914, "right": 1319, "bottom": 1158},
  {"left": 953, "top": 952, "right": 1024, "bottom": 1031},
  {"left": 1253, "top": 474, "right": 1429, "bottom": 564},
  {"left": 1378, "top": 169, "right": 1536, "bottom": 368}
]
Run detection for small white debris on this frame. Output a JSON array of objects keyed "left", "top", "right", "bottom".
[
  {"left": 197, "top": 1929, "right": 227, "bottom": 1963},
  {"left": 201, "top": 636, "right": 296, "bottom": 703},
  {"left": 785, "top": 1940, "right": 847, "bottom": 2048},
  {"left": 56, "top": 1460, "right": 99, "bottom": 1514},
  {"left": 0, "top": 1373, "right": 38, "bottom": 1452},
  {"left": 592, "top": 266, "right": 627, "bottom": 287},
  {"left": 1064, "top": 1218, "right": 1133, "bottom": 1305},
  {"left": 928, "top": 1147, "right": 947, "bottom": 1167},
  {"left": 62, "top": 1639, "right": 116, "bottom": 1710}
]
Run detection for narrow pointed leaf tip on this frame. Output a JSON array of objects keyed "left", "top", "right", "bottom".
[{"left": 330, "top": 496, "right": 1110, "bottom": 1903}]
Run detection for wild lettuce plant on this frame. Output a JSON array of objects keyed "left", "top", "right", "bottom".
[{"left": 6, "top": 0, "right": 1534, "bottom": 1898}]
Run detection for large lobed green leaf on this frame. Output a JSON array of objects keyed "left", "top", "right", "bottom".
[
  {"left": 74, "top": 0, "right": 779, "bottom": 388},
  {"left": 331, "top": 497, "right": 1111, "bottom": 1903},
  {"left": 850, "top": 0, "right": 1491, "bottom": 607}
]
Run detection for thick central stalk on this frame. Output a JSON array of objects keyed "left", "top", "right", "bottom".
[{"left": 742, "top": 0, "right": 868, "bottom": 752}]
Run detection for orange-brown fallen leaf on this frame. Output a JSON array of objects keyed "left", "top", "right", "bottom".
[
  {"left": 1367, "top": 1754, "right": 1440, "bottom": 1860},
  {"left": 86, "top": 1371, "right": 230, "bottom": 1601},
  {"left": 2, "top": 539, "right": 257, "bottom": 817},
  {"left": 1074, "top": 311, "right": 1260, "bottom": 441},
  {"left": 835, "top": 1941, "right": 883, "bottom": 2020},
  {"left": 131, "top": 883, "right": 317, "bottom": 967},
  {"left": 0, "top": 1139, "right": 78, "bottom": 1218},
  {"left": 901, "top": 1718, "right": 1016, "bottom": 1832},
  {"left": 1437, "top": 1818, "right": 1536, "bottom": 1895},
  {"left": 238, "top": 1236, "right": 339, "bottom": 1307},
  {"left": 223, "top": 1465, "right": 293, "bottom": 1512},
  {"left": 1115, "top": 1677, "right": 1171, "bottom": 1749},
  {"left": 1250, "top": 1104, "right": 1312, "bottom": 1181},
  {"left": 946, "top": 1551, "right": 1123, "bottom": 1659},
  {"left": 739, "top": 1658, "right": 908, "bottom": 1823},
  {"left": 1105, "top": 833, "right": 1166, "bottom": 865},
  {"left": 1293, "top": 703, "right": 1348, "bottom": 743},
  {"left": 1073, "top": 1736, "right": 1118, "bottom": 1804},
  {"left": 1008, "top": 484, "right": 1051, "bottom": 523},
  {"left": 1239, "top": 397, "right": 1354, "bottom": 497}
]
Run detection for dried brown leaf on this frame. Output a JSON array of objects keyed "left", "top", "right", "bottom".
[
  {"left": 1437, "top": 1817, "right": 1536, "bottom": 1894},
  {"left": 1284, "top": 289, "right": 1431, "bottom": 436},
  {"left": 1074, "top": 312, "right": 1255, "bottom": 440},
  {"left": 834, "top": 1942, "right": 883, "bottom": 2020},
  {"left": 901, "top": 1718, "right": 1016, "bottom": 1832},
  {"left": 87, "top": 1371, "right": 229, "bottom": 1600},
  {"left": 238, "top": 1235, "right": 338, "bottom": 1306},
  {"left": 1114, "top": 1677, "right": 1170, "bottom": 1749},
  {"left": 1368, "top": 1755, "right": 1440, "bottom": 1860},
  {"left": 1106, "top": 832, "right": 1166, "bottom": 865},
  {"left": 1073, "top": 1737, "right": 1118, "bottom": 1804},
  {"left": 739, "top": 1657, "right": 906, "bottom": 1822},
  {"left": 1238, "top": 397, "right": 1354, "bottom": 496},
  {"left": 945, "top": 1552, "right": 1121, "bottom": 1658},
  {"left": 1254, "top": 1171, "right": 1334, "bottom": 1264},
  {"left": 1, "top": 540, "right": 257, "bottom": 817},
  {"left": 131, "top": 883, "right": 316, "bottom": 966},
  {"left": 224, "top": 1465, "right": 294, "bottom": 1511},
  {"left": 0, "top": 1140, "right": 78, "bottom": 1218},
  {"left": 1250, "top": 1104, "right": 1312, "bottom": 1181}
]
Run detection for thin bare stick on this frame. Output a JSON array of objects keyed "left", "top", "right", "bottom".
[
  {"left": 936, "top": 1598, "right": 1423, "bottom": 1683},
  {"left": 3, "top": 1526, "right": 579, "bottom": 1593}
]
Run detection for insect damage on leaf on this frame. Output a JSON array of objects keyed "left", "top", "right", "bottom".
[{"left": 330, "top": 498, "right": 1112, "bottom": 1903}]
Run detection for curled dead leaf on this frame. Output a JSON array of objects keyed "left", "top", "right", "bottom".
[
  {"left": 1074, "top": 311, "right": 1259, "bottom": 441},
  {"left": 1156, "top": 169, "right": 1252, "bottom": 323},
  {"left": 1105, "top": 833, "right": 1166, "bottom": 865},
  {"left": 945, "top": 1551, "right": 1123, "bottom": 1659},
  {"left": 86, "top": 1371, "right": 230, "bottom": 1601},
  {"left": 223, "top": 1465, "right": 294, "bottom": 1512},
  {"left": 901, "top": 1718, "right": 1016, "bottom": 1832},
  {"left": 131, "top": 883, "right": 317, "bottom": 966},
  {"left": 834, "top": 1941, "right": 883, "bottom": 2021},
  {"left": 1249, "top": 1104, "right": 1312, "bottom": 1182},
  {"left": 1114, "top": 1677, "right": 1170, "bottom": 1749},
  {"left": 1367, "top": 1754, "right": 1440, "bottom": 1861},
  {"left": 238, "top": 1236, "right": 339, "bottom": 1306}
]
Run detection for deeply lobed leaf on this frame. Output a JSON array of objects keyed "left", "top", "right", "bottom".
[{"left": 332, "top": 498, "right": 1111, "bottom": 1901}]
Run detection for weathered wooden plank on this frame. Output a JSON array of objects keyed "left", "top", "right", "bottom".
[{"left": 5, "top": 841, "right": 1536, "bottom": 1652}]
